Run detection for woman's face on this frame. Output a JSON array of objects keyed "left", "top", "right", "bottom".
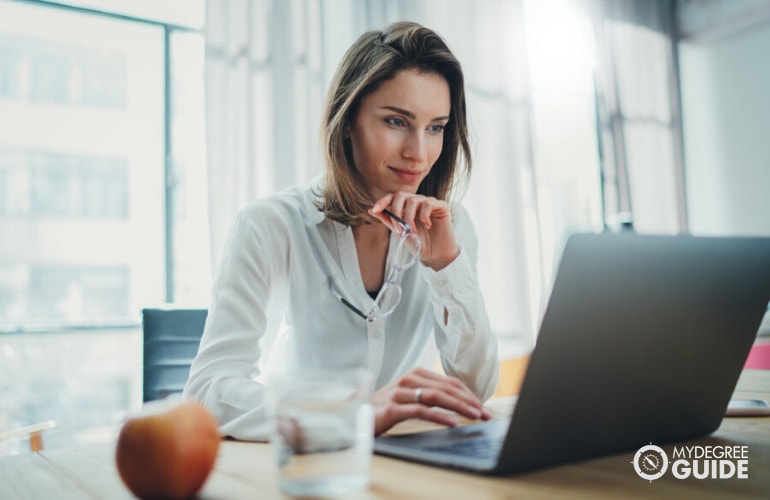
[{"left": 348, "top": 68, "right": 451, "bottom": 200}]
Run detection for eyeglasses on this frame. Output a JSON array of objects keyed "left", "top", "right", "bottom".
[{"left": 332, "top": 210, "right": 421, "bottom": 322}]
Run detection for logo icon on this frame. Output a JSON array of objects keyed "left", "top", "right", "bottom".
[{"left": 633, "top": 444, "right": 669, "bottom": 481}]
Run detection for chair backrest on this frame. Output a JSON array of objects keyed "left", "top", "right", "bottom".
[{"left": 142, "top": 307, "right": 207, "bottom": 402}]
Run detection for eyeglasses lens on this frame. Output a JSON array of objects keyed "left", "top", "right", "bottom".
[
  {"left": 372, "top": 284, "right": 402, "bottom": 319},
  {"left": 365, "top": 219, "right": 421, "bottom": 321},
  {"left": 394, "top": 232, "right": 420, "bottom": 269}
]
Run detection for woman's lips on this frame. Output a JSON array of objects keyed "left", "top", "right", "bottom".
[{"left": 389, "top": 166, "right": 422, "bottom": 183}]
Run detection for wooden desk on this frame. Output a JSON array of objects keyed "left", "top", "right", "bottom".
[{"left": 2, "top": 370, "right": 769, "bottom": 499}]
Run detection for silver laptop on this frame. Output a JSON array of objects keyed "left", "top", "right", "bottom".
[{"left": 374, "top": 232, "right": 770, "bottom": 474}]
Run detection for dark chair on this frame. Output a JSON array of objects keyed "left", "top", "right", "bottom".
[{"left": 142, "top": 307, "right": 207, "bottom": 402}]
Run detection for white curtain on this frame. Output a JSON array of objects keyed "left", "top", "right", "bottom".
[
  {"left": 590, "top": 0, "right": 685, "bottom": 233},
  {"left": 204, "top": 0, "right": 328, "bottom": 265},
  {"left": 414, "top": 1, "right": 538, "bottom": 356}
]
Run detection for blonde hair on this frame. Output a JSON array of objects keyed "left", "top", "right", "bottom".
[{"left": 318, "top": 21, "right": 472, "bottom": 226}]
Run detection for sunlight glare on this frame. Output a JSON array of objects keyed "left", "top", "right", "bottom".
[{"left": 523, "top": 0, "right": 597, "bottom": 93}]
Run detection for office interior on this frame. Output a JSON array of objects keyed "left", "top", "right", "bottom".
[{"left": 1, "top": 0, "right": 769, "bottom": 455}]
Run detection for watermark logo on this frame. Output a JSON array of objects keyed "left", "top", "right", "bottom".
[
  {"left": 633, "top": 444, "right": 669, "bottom": 481},
  {"left": 633, "top": 443, "right": 750, "bottom": 481}
]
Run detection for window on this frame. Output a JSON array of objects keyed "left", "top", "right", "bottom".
[
  {"left": 0, "top": 0, "right": 205, "bottom": 454},
  {"left": 0, "top": 0, "right": 207, "bottom": 331}
]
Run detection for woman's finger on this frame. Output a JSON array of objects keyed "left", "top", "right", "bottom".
[
  {"left": 418, "top": 200, "right": 436, "bottom": 229},
  {"left": 402, "top": 383, "right": 484, "bottom": 421},
  {"left": 412, "top": 387, "right": 484, "bottom": 421},
  {"left": 370, "top": 193, "right": 394, "bottom": 214},
  {"left": 401, "top": 195, "right": 427, "bottom": 229},
  {"left": 401, "top": 368, "right": 482, "bottom": 407},
  {"left": 396, "top": 371, "right": 488, "bottom": 421},
  {"left": 387, "top": 191, "right": 409, "bottom": 219}
]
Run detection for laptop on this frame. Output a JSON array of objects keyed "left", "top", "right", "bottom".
[{"left": 374, "top": 232, "right": 770, "bottom": 475}]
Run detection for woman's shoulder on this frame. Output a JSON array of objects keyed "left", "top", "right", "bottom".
[{"left": 238, "top": 180, "right": 321, "bottom": 225}]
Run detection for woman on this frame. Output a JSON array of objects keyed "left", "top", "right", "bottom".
[{"left": 184, "top": 21, "right": 508, "bottom": 439}]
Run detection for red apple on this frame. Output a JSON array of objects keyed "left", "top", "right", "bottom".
[{"left": 115, "top": 401, "right": 221, "bottom": 499}]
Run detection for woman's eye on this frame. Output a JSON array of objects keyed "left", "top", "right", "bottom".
[
  {"left": 429, "top": 124, "right": 445, "bottom": 134},
  {"left": 385, "top": 117, "right": 406, "bottom": 127}
]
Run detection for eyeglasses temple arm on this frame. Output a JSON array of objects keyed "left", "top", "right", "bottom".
[
  {"left": 381, "top": 209, "right": 411, "bottom": 231},
  {"left": 328, "top": 280, "right": 368, "bottom": 320},
  {"left": 340, "top": 296, "right": 368, "bottom": 320}
]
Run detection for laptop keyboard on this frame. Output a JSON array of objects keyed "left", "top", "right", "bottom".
[{"left": 426, "top": 433, "right": 501, "bottom": 459}]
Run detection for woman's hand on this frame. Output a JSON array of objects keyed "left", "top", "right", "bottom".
[
  {"left": 369, "top": 192, "right": 460, "bottom": 271},
  {"left": 370, "top": 367, "right": 492, "bottom": 436}
]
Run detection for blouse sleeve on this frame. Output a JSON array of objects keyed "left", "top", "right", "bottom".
[
  {"left": 183, "top": 203, "right": 278, "bottom": 441},
  {"left": 421, "top": 206, "right": 500, "bottom": 401}
]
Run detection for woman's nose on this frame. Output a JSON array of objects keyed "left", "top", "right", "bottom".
[{"left": 402, "top": 131, "right": 428, "bottom": 163}]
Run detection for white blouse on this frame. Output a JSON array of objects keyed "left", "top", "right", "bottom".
[{"left": 183, "top": 178, "right": 500, "bottom": 440}]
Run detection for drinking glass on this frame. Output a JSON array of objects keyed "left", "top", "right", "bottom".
[{"left": 269, "top": 368, "right": 374, "bottom": 497}]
